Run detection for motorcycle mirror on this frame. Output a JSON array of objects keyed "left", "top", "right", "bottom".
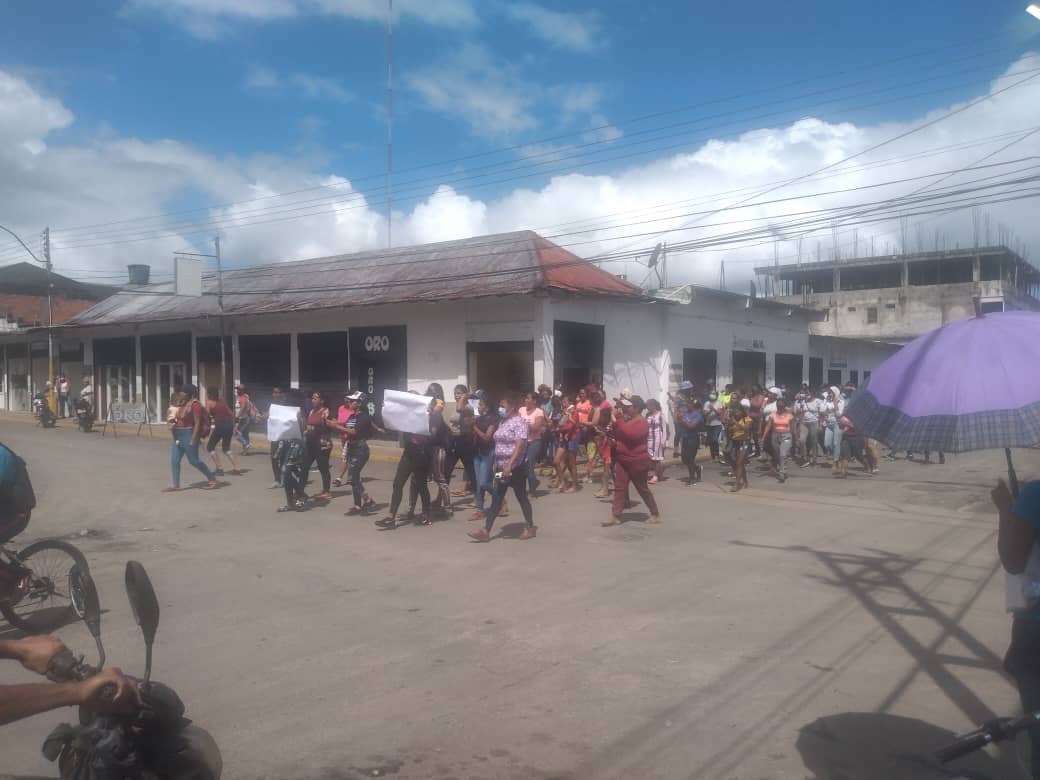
[
  {"left": 124, "top": 561, "right": 160, "bottom": 683},
  {"left": 75, "top": 567, "right": 106, "bottom": 669}
]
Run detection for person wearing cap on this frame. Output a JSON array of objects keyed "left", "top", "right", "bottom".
[
  {"left": 332, "top": 390, "right": 358, "bottom": 488},
  {"left": 645, "top": 398, "right": 666, "bottom": 484},
  {"left": 233, "top": 384, "right": 256, "bottom": 454},
  {"left": 164, "top": 384, "right": 218, "bottom": 492},
  {"left": 328, "top": 391, "right": 380, "bottom": 512},
  {"left": 603, "top": 395, "right": 660, "bottom": 526},
  {"left": 675, "top": 398, "right": 704, "bottom": 484},
  {"left": 725, "top": 399, "right": 753, "bottom": 492}
]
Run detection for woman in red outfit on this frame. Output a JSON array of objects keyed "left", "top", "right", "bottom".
[{"left": 603, "top": 395, "right": 660, "bottom": 527}]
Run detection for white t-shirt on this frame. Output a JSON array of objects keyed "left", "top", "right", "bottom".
[
  {"left": 703, "top": 401, "right": 723, "bottom": 426},
  {"left": 796, "top": 398, "right": 822, "bottom": 424},
  {"left": 763, "top": 401, "right": 778, "bottom": 416}
]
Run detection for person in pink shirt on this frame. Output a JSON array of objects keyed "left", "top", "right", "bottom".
[
  {"left": 518, "top": 391, "right": 547, "bottom": 495},
  {"left": 333, "top": 390, "right": 357, "bottom": 487}
]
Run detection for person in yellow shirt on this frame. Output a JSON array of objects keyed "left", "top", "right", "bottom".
[
  {"left": 725, "top": 399, "right": 752, "bottom": 492},
  {"left": 717, "top": 384, "right": 734, "bottom": 408}
]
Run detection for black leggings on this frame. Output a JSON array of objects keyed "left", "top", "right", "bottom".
[
  {"left": 303, "top": 442, "right": 331, "bottom": 494},
  {"left": 445, "top": 447, "right": 476, "bottom": 490},
  {"left": 681, "top": 439, "right": 700, "bottom": 481},
  {"left": 390, "top": 448, "right": 431, "bottom": 517},
  {"left": 484, "top": 469, "right": 533, "bottom": 532}
]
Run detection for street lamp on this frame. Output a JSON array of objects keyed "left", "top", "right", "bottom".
[
  {"left": 1029, "top": 3, "right": 1040, "bottom": 21},
  {"left": 0, "top": 223, "right": 56, "bottom": 415}
]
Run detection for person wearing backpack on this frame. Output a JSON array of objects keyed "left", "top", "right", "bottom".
[
  {"left": 164, "top": 384, "right": 219, "bottom": 492},
  {"left": 0, "top": 443, "right": 35, "bottom": 544}
]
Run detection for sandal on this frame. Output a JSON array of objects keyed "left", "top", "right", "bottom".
[
  {"left": 161, "top": 486, "right": 181, "bottom": 493},
  {"left": 333, "top": 478, "right": 343, "bottom": 487}
]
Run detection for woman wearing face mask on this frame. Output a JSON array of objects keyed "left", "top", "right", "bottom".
[
  {"left": 467, "top": 393, "right": 536, "bottom": 543},
  {"left": 603, "top": 396, "right": 660, "bottom": 526},
  {"left": 759, "top": 398, "right": 794, "bottom": 483}
]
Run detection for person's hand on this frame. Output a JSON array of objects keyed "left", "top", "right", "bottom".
[
  {"left": 992, "top": 479, "right": 1014, "bottom": 515},
  {"left": 77, "top": 668, "right": 142, "bottom": 713},
  {"left": 14, "top": 635, "right": 66, "bottom": 675},
  {"left": 501, "top": 468, "right": 511, "bottom": 481}
]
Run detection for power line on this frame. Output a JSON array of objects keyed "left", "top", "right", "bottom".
[
  {"left": 50, "top": 54, "right": 1040, "bottom": 248},
  {"left": 48, "top": 34, "right": 1020, "bottom": 236}
]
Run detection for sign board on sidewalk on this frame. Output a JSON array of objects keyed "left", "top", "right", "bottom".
[
  {"left": 381, "top": 389, "right": 432, "bottom": 436},
  {"left": 103, "top": 401, "right": 153, "bottom": 438}
]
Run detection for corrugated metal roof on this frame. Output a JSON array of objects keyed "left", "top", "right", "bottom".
[{"left": 62, "top": 231, "right": 643, "bottom": 328}]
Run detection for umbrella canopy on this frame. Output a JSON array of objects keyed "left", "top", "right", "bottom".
[{"left": 846, "top": 310, "right": 1040, "bottom": 453}]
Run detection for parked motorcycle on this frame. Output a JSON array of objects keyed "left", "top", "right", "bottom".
[
  {"left": 73, "top": 397, "right": 95, "bottom": 433},
  {"left": 33, "top": 394, "right": 57, "bottom": 428},
  {"left": 43, "top": 561, "right": 222, "bottom": 779}
]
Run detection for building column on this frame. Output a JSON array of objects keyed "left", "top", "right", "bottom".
[
  {"left": 190, "top": 332, "right": 198, "bottom": 387},
  {"left": 832, "top": 267, "right": 841, "bottom": 292},
  {"left": 289, "top": 332, "right": 300, "bottom": 389},
  {"left": 82, "top": 337, "right": 94, "bottom": 395},
  {"left": 133, "top": 331, "right": 143, "bottom": 403},
  {"left": 972, "top": 254, "right": 981, "bottom": 282},
  {"left": 231, "top": 332, "right": 241, "bottom": 389},
  {"left": 534, "top": 300, "right": 553, "bottom": 389},
  {"left": 901, "top": 260, "right": 909, "bottom": 287},
  {"left": 2, "top": 344, "right": 7, "bottom": 411}
]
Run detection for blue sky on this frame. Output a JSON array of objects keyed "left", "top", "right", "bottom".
[{"left": 1, "top": 1, "right": 1039, "bottom": 282}]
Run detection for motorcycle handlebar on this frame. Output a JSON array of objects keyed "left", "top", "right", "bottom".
[{"left": 935, "top": 730, "right": 993, "bottom": 763}]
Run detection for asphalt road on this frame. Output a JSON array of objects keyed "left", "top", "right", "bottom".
[{"left": 0, "top": 418, "right": 1033, "bottom": 779}]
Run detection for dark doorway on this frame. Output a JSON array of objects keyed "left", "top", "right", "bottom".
[
  {"left": 849, "top": 369, "right": 859, "bottom": 387},
  {"left": 732, "top": 350, "right": 766, "bottom": 390},
  {"left": 682, "top": 348, "right": 717, "bottom": 394},
  {"left": 298, "top": 331, "right": 349, "bottom": 401},
  {"left": 827, "top": 368, "right": 843, "bottom": 387},
  {"left": 468, "top": 341, "right": 534, "bottom": 404},
  {"left": 553, "top": 321, "right": 603, "bottom": 393},
  {"left": 349, "top": 325, "right": 406, "bottom": 427},
  {"left": 809, "top": 357, "right": 824, "bottom": 388},
  {"left": 240, "top": 334, "right": 291, "bottom": 412},
  {"left": 774, "top": 353, "right": 803, "bottom": 390}
]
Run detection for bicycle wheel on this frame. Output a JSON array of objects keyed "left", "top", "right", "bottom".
[{"left": 0, "top": 540, "right": 90, "bottom": 633}]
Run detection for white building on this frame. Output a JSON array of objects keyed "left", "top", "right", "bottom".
[{"left": 1, "top": 231, "right": 900, "bottom": 423}]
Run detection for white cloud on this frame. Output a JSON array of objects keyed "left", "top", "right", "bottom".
[
  {"left": 504, "top": 2, "right": 606, "bottom": 52},
  {"left": 408, "top": 45, "right": 538, "bottom": 138},
  {"left": 125, "top": 0, "right": 476, "bottom": 38},
  {"left": 3, "top": 58, "right": 1040, "bottom": 294},
  {"left": 245, "top": 66, "right": 354, "bottom": 103}
]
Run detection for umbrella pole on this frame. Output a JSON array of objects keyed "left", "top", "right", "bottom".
[{"left": 1006, "top": 447, "right": 1020, "bottom": 498}]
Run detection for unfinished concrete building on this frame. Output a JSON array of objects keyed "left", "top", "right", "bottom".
[{"left": 754, "top": 246, "right": 1040, "bottom": 343}]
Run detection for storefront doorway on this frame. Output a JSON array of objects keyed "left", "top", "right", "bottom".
[
  {"left": 467, "top": 341, "right": 534, "bottom": 404},
  {"left": 732, "top": 350, "right": 766, "bottom": 390},
  {"left": 147, "top": 362, "right": 186, "bottom": 421}
]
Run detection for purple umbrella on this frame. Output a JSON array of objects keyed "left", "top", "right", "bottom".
[{"left": 846, "top": 309, "right": 1040, "bottom": 493}]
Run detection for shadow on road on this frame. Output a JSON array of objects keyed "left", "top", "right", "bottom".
[{"left": 797, "top": 711, "right": 1023, "bottom": 779}]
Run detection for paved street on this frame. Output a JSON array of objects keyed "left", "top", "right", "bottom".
[{"left": 0, "top": 418, "right": 1032, "bottom": 779}]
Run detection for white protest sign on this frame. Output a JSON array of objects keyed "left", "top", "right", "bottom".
[
  {"left": 267, "top": 403, "right": 302, "bottom": 442},
  {"left": 382, "top": 389, "right": 432, "bottom": 435}
]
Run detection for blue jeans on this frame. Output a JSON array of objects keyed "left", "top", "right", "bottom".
[
  {"left": 526, "top": 439, "right": 542, "bottom": 493},
  {"left": 473, "top": 450, "right": 495, "bottom": 512},
  {"left": 234, "top": 417, "right": 251, "bottom": 448},
  {"left": 346, "top": 441, "right": 370, "bottom": 507},
  {"left": 171, "top": 428, "right": 215, "bottom": 487},
  {"left": 825, "top": 422, "right": 843, "bottom": 462}
]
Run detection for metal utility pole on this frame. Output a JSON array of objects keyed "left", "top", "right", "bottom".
[
  {"left": 214, "top": 237, "right": 227, "bottom": 401},
  {"left": 41, "top": 228, "right": 55, "bottom": 414},
  {"left": 386, "top": 0, "right": 394, "bottom": 249}
]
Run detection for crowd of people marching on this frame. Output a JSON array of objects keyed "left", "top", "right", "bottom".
[{"left": 159, "top": 377, "right": 909, "bottom": 542}]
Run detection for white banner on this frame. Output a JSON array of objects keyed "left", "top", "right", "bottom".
[
  {"left": 267, "top": 403, "right": 302, "bottom": 442},
  {"left": 382, "top": 389, "right": 432, "bottom": 435}
]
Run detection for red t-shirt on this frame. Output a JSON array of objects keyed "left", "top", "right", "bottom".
[
  {"left": 612, "top": 416, "right": 650, "bottom": 462},
  {"left": 175, "top": 400, "right": 204, "bottom": 429},
  {"left": 209, "top": 400, "right": 234, "bottom": 424}
]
